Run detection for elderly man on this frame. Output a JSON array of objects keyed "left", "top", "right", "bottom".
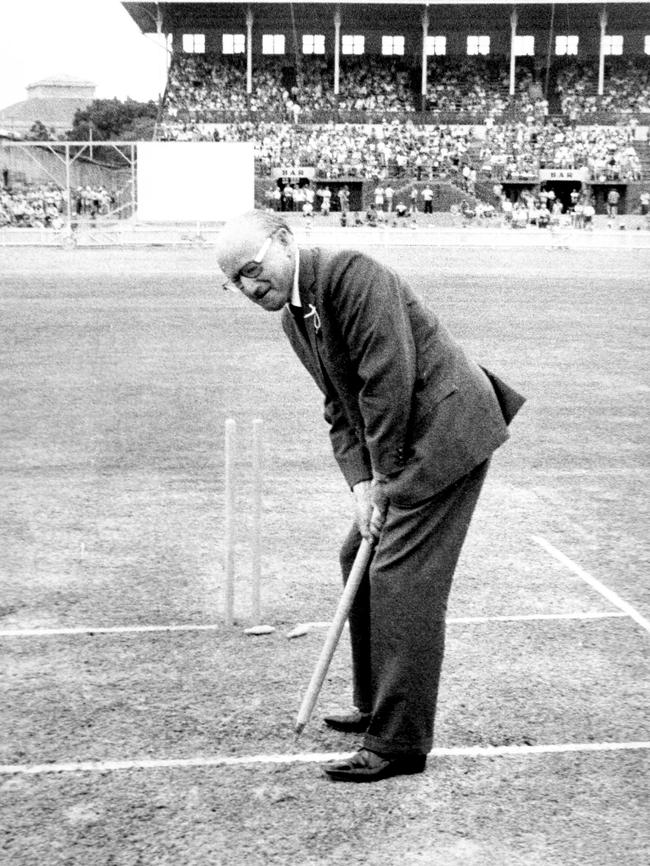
[{"left": 215, "top": 211, "right": 525, "bottom": 782}]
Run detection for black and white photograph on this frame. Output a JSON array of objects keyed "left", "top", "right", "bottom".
[{"left": 1, "top": 1, "right": 648, "bottom": 863}]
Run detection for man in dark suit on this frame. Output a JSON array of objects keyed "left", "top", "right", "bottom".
[{"left": 216, "top": 210, "right": 525, "bottom": 783}]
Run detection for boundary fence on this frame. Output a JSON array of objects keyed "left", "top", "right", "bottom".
[{"left": 2, "top": 218, "right": 650, "bottom": 251}]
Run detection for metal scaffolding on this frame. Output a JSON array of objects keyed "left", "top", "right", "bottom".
[{"left": 0, "top": 140, "right": 138, "bottom": 244}]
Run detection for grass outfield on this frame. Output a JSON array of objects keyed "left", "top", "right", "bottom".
[{"left": 0, "top": 243, "right": 648, "bottom": 865}]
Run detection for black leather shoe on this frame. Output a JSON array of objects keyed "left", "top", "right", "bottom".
[
  {"left": 322, "top": 748, "right": 427, "bottom": 783},
  {"left": 323, "top": 709, "right": 371, "bottom": 733}
]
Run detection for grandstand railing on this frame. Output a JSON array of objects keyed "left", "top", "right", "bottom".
[
  {"left": 568, "top": 110, "right": 650, "bottom": 126},
  {"left": 160, "top": 107, "right": 649, "bottom": 131},
  {"left": 163, "top": 107, "right": 551, "bottom": 128}
]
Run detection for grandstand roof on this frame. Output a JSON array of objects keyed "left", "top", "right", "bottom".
[{"left": 123, "top": 2, "right": 650, "bottom": 35}]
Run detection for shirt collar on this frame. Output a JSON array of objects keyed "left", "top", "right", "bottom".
[{"left": 290, "top": 247, "right": 301, "bottom": 307}]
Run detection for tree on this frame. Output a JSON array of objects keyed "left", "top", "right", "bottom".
[
  {"left": 26, "top": 120, "right": 53, "bottom": 141},
  {"left": 66, "top": 98, "right": 159, "bottom": 142},
  {"left": 117, "top": 115, "right": 156, "bottom": 142}
]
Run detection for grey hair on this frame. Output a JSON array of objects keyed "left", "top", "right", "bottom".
[
  {"left": 234, "top": 209, "right": 293, "bottom": 237},
  {"left": 215, "top": 209, "right": 294, "bottom": 276}
]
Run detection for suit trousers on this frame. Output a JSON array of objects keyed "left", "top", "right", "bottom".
[{"left": 339, "top": 459, "right": 490, "bottom": 756}]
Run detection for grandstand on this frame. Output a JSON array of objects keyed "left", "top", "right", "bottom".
[
  {"left": 2, "top": 1, "right": 650, "bottom": 227},
  {"left": 123, "top": 1, "right": 650, "bottom": 216}
]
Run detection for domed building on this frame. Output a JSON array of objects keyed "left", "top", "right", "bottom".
[{"left": 0, "top": 74, "right": 95, "bottom": 138}]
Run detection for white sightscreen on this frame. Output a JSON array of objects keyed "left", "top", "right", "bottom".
[{"left": 137, "top": 142, "right": 254, "bottom": 222}]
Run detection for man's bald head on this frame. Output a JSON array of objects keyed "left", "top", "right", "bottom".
[
  {"left": 215, "top": 210, "right": 292, "bottom": 276},
  {"left": 216, "top": 210, "right": 297, "bottom": 312}
]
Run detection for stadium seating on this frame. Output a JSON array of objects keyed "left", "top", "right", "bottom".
[
  {"left": 163, "top": 54, "right": 417, "bottom": 120},
  {"left": 424, "top": 58, "right": 548, "bottom": 119},
  {"left": 555, "top": 58, "right": 650, "bottom": 119},
  {"left": 157, "top": 114, "right": 641, "bottom": 187},
  {"left": 0, "top": 183, "right": 116, "bottom": 227},
  {"left": 216, "top": 120, "right": 475, "bottom": 181},
  {"left": 161, "top": 54, "right": 650, "bottom": 124},
  {"left": 480, "top": 121, "right": 641, "bottom": 182}
]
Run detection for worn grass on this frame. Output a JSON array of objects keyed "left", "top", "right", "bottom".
[{"left": 0, "top": 243, "right": 648, "bottom": 865}]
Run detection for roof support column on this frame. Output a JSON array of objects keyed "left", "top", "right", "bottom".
[
  {"left": 155, "top": 3, "right": 171, "bottom": 80},
  {"left": 598, "top": 8, "right": 607, "bottom": 96},
  {"left": 334, "top": 8, "right": 341, "bottom": 96},
  {"left": 246, "top": 7, "right": 253, "bottom": 95},
  {"left": 421, "top": 8, "right": 429, "bottom": 110},
  {"left": 64, "top": 143, "right": 72, "bottom": 235},
  {"left": 509, "top": 8, "right": 518, "bottom": 97}
]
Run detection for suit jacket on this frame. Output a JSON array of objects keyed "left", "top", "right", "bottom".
[{"left": 281, "top": 248, "right": 525, "bottom": 508}]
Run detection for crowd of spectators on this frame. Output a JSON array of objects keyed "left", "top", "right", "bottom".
[
  {"left": 0, "top": 183, "right": 116, "bottom": 228},
  {"left": 555, "top": 59, "right": 650, "bottom": 118},
  {"left": 0, "top": 184, "right": 66, "bottom": 227},
  {"left": 264, "top": 178, "right": 650, "bottom": 230},
  {"left": 492, "top": 186, "right": 609, "bottom": 230},
  {"left": 163, "top": 55, "right": 417, "bottom": 120},
  {"left": 220, "top": 119, "right": 473, "bottom": 180},
  {"left": 479, "top": 120, "right": 641, "bottom": 181},
  {"left": 425, "top": 59, "right": 506, "bottom": 114},
  {"left": 424, "top": 58, "right": 548, "bottom": 118},
  {"left": 69, "top": 185, "right": 116, "bottom": 217},
  {"left": 335, "top": 58, "right": 416, "bottom": 112},
  {"left": 179, "top": 116, "right": 641, "bottom": 185},
  {"left": 163, "top": 55, "right": 566, "bottom": 122},
  {"left": 161, "top": 112, "right": 642, "bottom": 186},
  {"left": 165, "top": 56, "right": 252, "bottom": 117},
  {"left": 163, "top": 54, "right": 650, "bottom": 124}
]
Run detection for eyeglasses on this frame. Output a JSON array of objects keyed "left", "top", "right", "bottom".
[{"left": 222, "top": 235, "right": 274, "bottom": 292}]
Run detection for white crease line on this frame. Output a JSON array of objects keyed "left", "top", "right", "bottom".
[
  {"left": 0, "top": 611, "right": 627, "bottom": 639},
  {"left": 1, "top": 741, "right": 648, "bottom": 776},
  {"left": 0, "top": 624, "right": 225, "bottom": 638},
  {"left": 532, "top": 535, "right": 650, "bottom": 635},
  {"left": 292, "top": 612, "right": 629, "bottom": 632},
  {"left": 447, "top": 612, "right": 628, "bottom": 624}
]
